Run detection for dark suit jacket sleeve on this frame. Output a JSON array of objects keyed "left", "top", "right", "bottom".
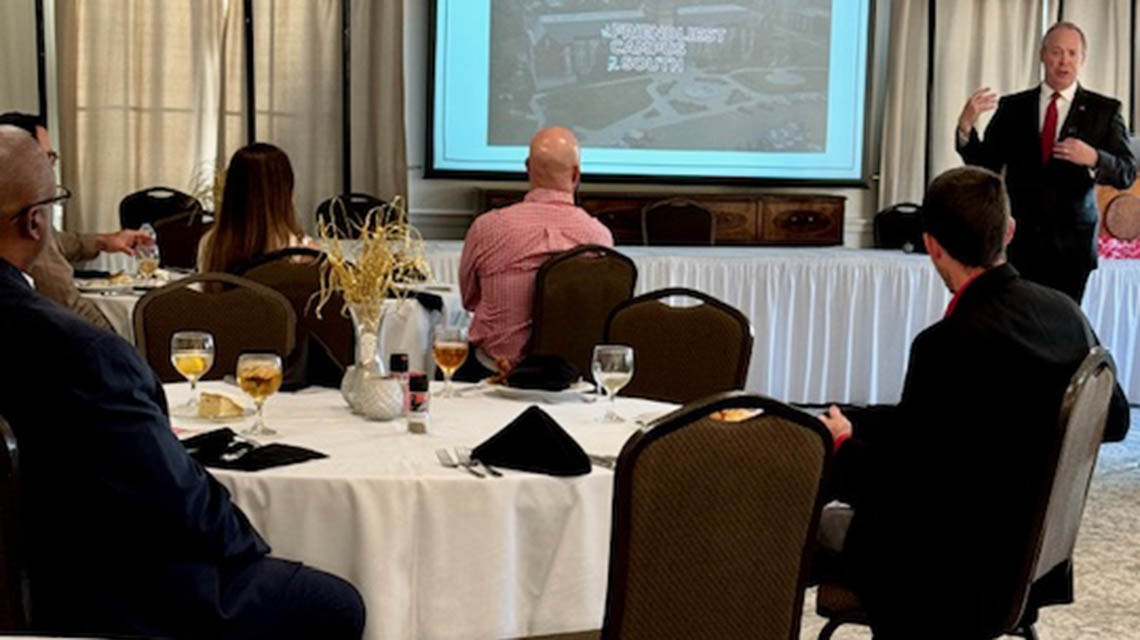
[
  {"left": 834, "top": 328, "right": 945, "bottom": 506},
  {"left": 72, "top": 333, "right": 270, "bottom": 562},
  {"left": 956, "top": 98, "right": 1010, "bottom": 173},
  {"left": 1093, "top": 101, "right": 1136, "bottom": 189}
]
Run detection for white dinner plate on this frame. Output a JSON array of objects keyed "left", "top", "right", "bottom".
[
  {"left": 484, "top": 380, "right": 596, "bottom": 403},
  {"left": 76, "top": 280, "right": 134, "bottom": 294}
]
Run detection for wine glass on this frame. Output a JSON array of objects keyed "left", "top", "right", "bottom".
[
  {"left": 236, "top": 353, "right": 283, "bottom": 436},
  {"left": 592, "top": 345, "right": 634, "bottom": 423},
  {"left": 432, "top": 326, "right": 469, "bottom": 398},
  {"left": 170, "top": 331, "right": 215, "bottom": 417}
]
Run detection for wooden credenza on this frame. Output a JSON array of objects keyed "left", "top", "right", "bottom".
[{"left": 478, "top": 190, "right": 845, "bottom": 246}]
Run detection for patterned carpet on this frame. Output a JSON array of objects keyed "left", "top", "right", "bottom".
[{"left": 798, "top": 408, "right": 1140, "bottom": 640}]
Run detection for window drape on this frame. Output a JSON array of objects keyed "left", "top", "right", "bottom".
[
  {"left": 1061, "top": 0, "right": 1132, "bottom": 125},
  {"left": 928, "top": 0, "right": 1047, "bottom": 180},
  {"left": 52, "top": 0, "right": 406, "bottom": 235},
  {"left": 877, "top": 0, "right": 929, "bottom": 208}
]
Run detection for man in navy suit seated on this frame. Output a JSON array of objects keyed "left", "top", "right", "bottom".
[{"left": 0, "top": 126, "right": 365, "bottom": 638}]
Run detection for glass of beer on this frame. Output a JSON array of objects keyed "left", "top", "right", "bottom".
[
  {"left": 592, "top": 344, "right": 635, "bottom": 423},
  {"left": 236, "top": 352, "right": 283, "bottom": 436},
  {"left": 432, "top": 326, "right": 468, "bottom": 398},
  {"left": 170, "top": 331, "right": 215, "bottom": 417}
]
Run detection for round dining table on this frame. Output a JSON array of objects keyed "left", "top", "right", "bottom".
[{"left": 167, "top": 380, "right": 677, "bottom": 640}]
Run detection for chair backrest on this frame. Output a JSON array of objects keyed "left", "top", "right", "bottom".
[
  {"left": 152, "top": 209, "right": 215, "bottom": 270},
  {"left": 1004, "top": 347, "right": 1116, "bottom": 631},
  {"left": 604, "top": 288, "right": 752, "bottom": 403},
  {"left": 601, "top": 392, "right": 832, "bottom": 640},
  {"left": 315, "top": 193, "right": 390, "bottom": 239},
  {"left": 530, "top": 245, "right": 637, "bottom": 377},
  {"left": 133, "top": 273, "right": 297, "bottom": 383},
  {"left": 590, "top": 206, "right": 643, "bottom": 245},
  {"left": 237, "top": 248, "right": 354, "bottom": 370},
  {"left": 1104, "top": 194, "right": 1140, "bottom": 240},
  {"left": 0, "top": 416, "right": 27, "bottom": 631},
  {"left": 641, "top": 198, "right": 715, "bottom": 246},
  {"left": 119, "top": 187, "right": 202, "bottom": 230}
]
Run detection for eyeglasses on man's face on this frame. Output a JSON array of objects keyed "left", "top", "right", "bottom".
[{"left": 8, "top": 186, "right": 71, "bottom": 222}]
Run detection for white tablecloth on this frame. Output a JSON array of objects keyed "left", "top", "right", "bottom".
[
  {"left": 83, "top": 285, "right": 465, "bottom": 375},
  {"left": 421, "top": 241, "right": 1140, "bottom": 404},
  {"left": 168, "top": 381, "right": 675, "bottom": 640}
]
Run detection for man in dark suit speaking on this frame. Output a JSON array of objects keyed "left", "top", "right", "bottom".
[{"left": 956, "top": 21, "right": 1135, "bottom": 303}]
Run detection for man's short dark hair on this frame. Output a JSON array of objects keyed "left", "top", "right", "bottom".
[
  {"left": 1042, "top": 21, "right": 1087, "bottom": 55},
  {"left": 921, "top": 167, "right": 1010, "bottom": 268},
  {"left": 0, "top": 112, "right": 45, "bottom": 139}
]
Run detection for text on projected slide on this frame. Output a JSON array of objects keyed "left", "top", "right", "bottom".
[{"left": 489, "top": 1, "right": 831, "bottom": 154}]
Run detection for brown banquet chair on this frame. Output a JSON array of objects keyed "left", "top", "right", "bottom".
[
  {"left": 525, "top": 392, "right": 833, "bottom": 640},
  {"left": 604, "top": 288, "right": 752, "bottom": 404},
  {"left": 118, "top": 186, "right": 202, "bottom": 231},
  {"left": 236, "top": 247, "right": 354, "bottom": 374},
  {"left": 530, "top": 245, "right": 637, "bottom": 377},
  {"left": 641, "top": 198, "right": 715, "bottom": 246},
  {"left": 152, "top": 209, "right": 214, "bottom": 270},
  {"left": 815, "top": 347, "right": 1119, "bottom": 640},
  {"left": 133, "top": 273, "right": 296, "bottom": 383},
  {"left": 315, "top": 193, "right": 391, "bottom": 239}
]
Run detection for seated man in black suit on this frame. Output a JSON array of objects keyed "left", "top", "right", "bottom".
[
  {"left": 0, "top": 126, "right": 365, "bottom": 638},
  {"left": 817, "top": 166, "right": 1130, "bottom": 639}
]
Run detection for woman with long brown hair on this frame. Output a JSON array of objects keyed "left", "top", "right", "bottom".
[{"left": 198, "top": 143, "right": 311, "bottom": 273}]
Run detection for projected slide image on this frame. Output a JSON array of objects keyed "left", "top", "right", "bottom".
[{"left": 488, "top": 0, "right": 832, "bottom": 153}]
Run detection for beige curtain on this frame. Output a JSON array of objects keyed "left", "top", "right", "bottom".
[
  {"left": 252, "top": 0, "right": 341, "bottom": 233},
  {"left": 876, "top": 0, "right": 928, "bottom": 208},
  {"left": 929, "top": 0, "right": 1046, "bottom": 180},
  {"left": 350, "top": 0, "right": 407, "bottom": 205},
  {"left": 1135, "top": 3, "right": 1140, "bottom": 131},
  {"left": 0, "top": 1, "right": 40, "bottom": 114},
  {"left": 55, "top": 0, "right": 234, "bottom": 232},
  {"left": 1061, "top": 0, "right": 1131, "bottom": 122}
]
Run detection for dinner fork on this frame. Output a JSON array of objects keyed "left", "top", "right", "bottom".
[
  {"left": 457, "top": 447, "right": 501, "bottom": 477},
  {"left": 436, "top": 448, "right": 484, "bottom": 478}
]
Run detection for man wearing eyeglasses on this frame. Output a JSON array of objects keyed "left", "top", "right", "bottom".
[
  {"left": 0, "top": 126, "right": 365, "bottom": 639},
  {"left": 0, "top": 112, "right": 152, "bottom": 330}
]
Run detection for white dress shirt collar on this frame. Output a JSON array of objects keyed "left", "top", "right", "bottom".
[{"left": 1040, "top": 82, "right": 1078, "bottom": 104}]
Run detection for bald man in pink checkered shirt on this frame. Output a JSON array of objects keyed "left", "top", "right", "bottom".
[{"left": 459, "top": 127, "right": 613, "bottom": 369}]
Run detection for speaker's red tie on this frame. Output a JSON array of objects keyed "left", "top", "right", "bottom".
[{"left": 1041, "top": 92, "right": 1059, "bottom": 164}]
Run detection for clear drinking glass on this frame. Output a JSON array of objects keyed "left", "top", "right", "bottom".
[
  {"left": 432, "top": 326, "right": 469, "bottom": 398},
  {"left": 237, "top": 353, "right": 283, "bottom": 436},
  {"left": 135, "top": 242, "right": 160, "bottom": 281},
  {"left": 170, "top": 331, "right": 215, "bottom": 417},
  {"left": 592, "top": 345, "right": 635, "bottom": 423}
]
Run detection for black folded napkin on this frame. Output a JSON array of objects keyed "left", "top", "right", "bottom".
[
  {"left": 385, "top": 289, "right": 443, "bottom": 313},
  {"left": 181, "top": 428, "right": 327, "bottom": 471},
  {"left": 506, "top": 354, "right": 580, "bottom": 391},
  {"left": 74, "top": 269, "right": 112, "bottom": 279},
  {"left": 282, "top": 333, "right": 346, "bottom": 392},
  {"left": 472, "top": 405, "right": 591, "bottom": 476}
]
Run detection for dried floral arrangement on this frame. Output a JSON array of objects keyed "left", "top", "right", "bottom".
[{"left": 313, "top": 196, "right": 431, "bottom": 331}]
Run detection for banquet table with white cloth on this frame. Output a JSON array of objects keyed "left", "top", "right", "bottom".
[
  {"left": 168, "top": 380, "right": 675, "bottom": 640},
  {"left": 418, "top": 241, "right": 1140, "bottom": 404},
  {"left": 81, "top": 284, "right": 465, "bottom": 375}
]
